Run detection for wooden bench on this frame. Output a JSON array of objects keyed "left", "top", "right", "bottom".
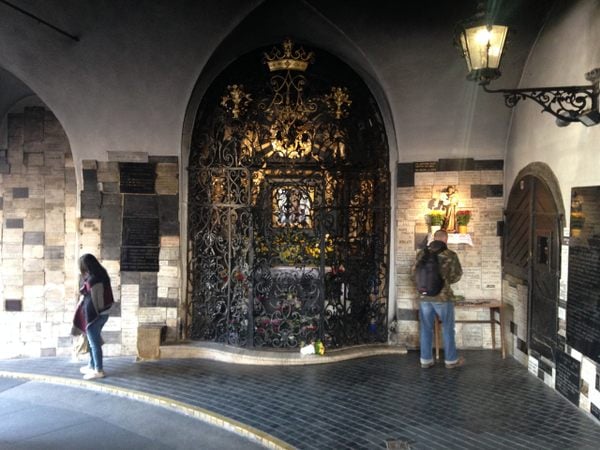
[{"left": 432, "top": 300, "right": 505, "bottom": 360}]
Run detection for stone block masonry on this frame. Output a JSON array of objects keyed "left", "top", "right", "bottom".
[
  {"left": 0, "top": 107, "right": 181, "bottom": 359},
  {"left": 0, "top": 107, "right": 77, "bottom": 358},
  {"left": 395, "top": 159, "right": 503, "bottom": 351},
  {"left": 80, "top": 155, "right": 181, "bottom": 356}
]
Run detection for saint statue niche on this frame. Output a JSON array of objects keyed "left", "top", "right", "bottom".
[{"left": 273, "top": 186, "right": 313, "bottom": 228}]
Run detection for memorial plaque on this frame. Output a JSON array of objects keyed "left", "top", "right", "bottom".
[
  {"left": 473, "top": 159, "right": 504, "bottom": 171},
  {"left": 397, "top": 163, "right": 415, "bottom": 187},
  {"left": 13, "top": 187, "right": 29, "bottom": 198},
  {"left": 592, "top": 402, "right": 600, "bottom": 421},
  {"left": 555, "top": 350, "right": 581, "bottom": 406},
  {"left": 5, "top": 300, "right": 22, "bottom": 311},
  {"left": 438, "top": 158, "right": 474, "bottom": 171},
  {"left": 83, "top": 169, "right": 98, "bottom": 191},
  {"left": 120, "top": 247, "right": 160, "bottom": 272},
  {"left": 119, "top": 162, "right": 156, "bottom": 194},
  {"left": 158, "top": 195, "right": 179, "bottom": 235},
  {"left": 123, "top": 194, "right": 158, "bottom": 218},
  {"left": 122, "top": 218, "right": 159, "bottom": 246},
  {"left": 567, "top": 186, "right": 600, "bottom": 364},
  {"left": 414, "top": 161, "right": 437, "bottom": 172}
]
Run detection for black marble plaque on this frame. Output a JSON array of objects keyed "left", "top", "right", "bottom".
[
  {"left": 438, "top": 158, "right": 474, "bottom": 171},
  {"left": 5, "top": 300, "right": 22, "bottom": 311},
  {"left": 397, "top": 163, "right": 415, "bottom": 187},
  {"left": 567, "top": 186, "right": 600, "bottom": 364},
  {"left": 123, "top": 194, "right": 158, "bottom": 218},
  {"left": 555, "top": 350, "right": 581, "bottom": 406},
  {"left": 471, "top": 184, "right": 503, "bottom": 198},
  {"left": 5, "top": 218, "right": 23, "bottom": 229},
  {"left": 517, "top": 337, "right": 528, "bottom": 354},
  {"left": 100, "top": 205, "right": 122, "bottom": 236},
  {"left": 120, "top": 247, "right": 159, "bottom": 272},
  {"left": 80, "top": 191, "right": 101, "bottom": 218},
  {"left": 120, "top": 163, "right": 156, "bottom": 194},
  {"left": 13, "top": 187, "right": 29, "bottom": 198},
  {"left": 83, "top": 169, "right": 98, "bottom": 191},
  {"left": 122, "top": 218, "right": 159, "bottom": 247},
  {"left": 473, "top": 159, "right": 504, "bottom": 171},
  {"left": 158, "top": 195, "right": 179, "bottom": 235},
  {"left": 592, "top": 402, "right": 600, "bottom": 421}
]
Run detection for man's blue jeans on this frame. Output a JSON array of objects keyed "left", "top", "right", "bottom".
[
  {"left": 419, "top": 301, "right": 459, "bottom": 365},
  {"left": 87, "top": 314, "right": 109, "bottom": 371}
]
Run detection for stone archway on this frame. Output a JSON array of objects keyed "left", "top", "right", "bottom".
[{"left": 186, "top": 40, "right": 391, "bottom": 350}]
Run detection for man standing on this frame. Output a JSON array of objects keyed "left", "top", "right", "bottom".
[{"left": 412, "top": 229, "right": 464, "bottom": 368}]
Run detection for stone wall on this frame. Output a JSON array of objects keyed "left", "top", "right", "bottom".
[
  {"left": 0, "top": 107, "right": 181, "bottom": 358},
  {"left": 395, "top": 159, "right": 504, "bottom": 351},
  {"left": 0, "top": 107, "right": 77, "bottom": 358},
  {"left": 79, "top": 158, "right": 180, "bottom": 356}
]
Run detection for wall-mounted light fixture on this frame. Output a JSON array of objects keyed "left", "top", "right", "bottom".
[{"left": 454, "top": 7, "right": 600, "bottom": 127}]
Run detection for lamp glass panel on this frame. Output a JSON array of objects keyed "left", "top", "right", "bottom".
[{"left": 463, "top": 24, "right": 508, "bottom": 71}]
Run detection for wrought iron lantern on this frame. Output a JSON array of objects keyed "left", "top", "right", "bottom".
[{"left": 455, "top": 8, "right": 600, "bottom": 126}]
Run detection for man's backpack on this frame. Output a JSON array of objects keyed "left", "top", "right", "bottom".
[{"left": 415, "top": 246, "right": 445, "bottom": 296}]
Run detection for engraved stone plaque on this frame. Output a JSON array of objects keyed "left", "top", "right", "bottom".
[
  {"left": 567, "top": 186, "right": 600, "bottom": 364},
  {"left": 555, "top": 350, "right": 581, "bottom": 406},
  {"left": 122, "top": 218, "right": 159, "bottom": 247},
  {"left": 119, "top": 162, "right": 156, "bottom": 194},
  {"left": 158, "top": 195, "right": 179, "bottom": 236},
  {"left": 120, "top": 247, "right": 160, "bottom": 272},
  {"left": 123, "top": 194, "right": 158, "bottom": 218}
]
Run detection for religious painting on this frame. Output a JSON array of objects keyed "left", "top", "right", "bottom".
[{"left": 272, "top": 185, "right": 314, "bottom": 228}]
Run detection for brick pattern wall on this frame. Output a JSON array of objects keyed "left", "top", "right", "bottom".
[
  {"left": 0, "top": 107, "right": 77, "bottom": 358},
  {"left": 395, "top": 159, "right": 504, "bottom": 350}
]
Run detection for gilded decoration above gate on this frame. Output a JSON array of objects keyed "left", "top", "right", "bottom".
[{"left": 220, "top": 38, "right": 351, "bottom": 161}]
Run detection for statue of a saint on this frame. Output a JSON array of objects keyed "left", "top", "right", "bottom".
[{"left": 441, "top": 185, "right": 458, "bottom": 232}]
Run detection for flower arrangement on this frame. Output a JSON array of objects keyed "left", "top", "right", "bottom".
[
  {"left": 255, "top": 229, "right": 334, "bottom": 265},
  {"left": 456, "top": 210, "right": 472, "bottom": 226},
  {"left": 428, "top": 210, "right": 445, "bottom": 226}
]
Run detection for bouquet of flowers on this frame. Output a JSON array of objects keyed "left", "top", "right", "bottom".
[
  {"left": 428, "top": 210, "right": 445, "bottom": 226},
  {"left": 456, "top": 210, "right": 472, "bottom": 226}
]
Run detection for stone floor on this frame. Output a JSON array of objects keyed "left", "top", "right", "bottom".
[{"left": 1, "top": 350, "right": 599, "bottom": 449}]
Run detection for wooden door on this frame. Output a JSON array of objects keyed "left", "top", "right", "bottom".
[{"left": 505, "top": 175, "right": 561, "bottom": 361}]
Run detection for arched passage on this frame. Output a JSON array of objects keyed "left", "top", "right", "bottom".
[{"left": 186, "top": 40, "right": 390, "bottom": 349}]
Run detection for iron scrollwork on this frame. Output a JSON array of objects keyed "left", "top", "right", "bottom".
[{"left": 188, "top": 39, "right": 390, "bottom": 350}]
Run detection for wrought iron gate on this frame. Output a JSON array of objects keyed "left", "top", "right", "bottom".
[{"left": 187, "top": 39, "right": 390, "bottom": 349}]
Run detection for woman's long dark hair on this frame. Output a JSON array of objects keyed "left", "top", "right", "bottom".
[{"left": 79, "top": 254, "right": 109, "bottom": 282}]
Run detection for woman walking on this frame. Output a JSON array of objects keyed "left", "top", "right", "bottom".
[{"left": 75, "top": 254, "right": 114, "bottom": 380}]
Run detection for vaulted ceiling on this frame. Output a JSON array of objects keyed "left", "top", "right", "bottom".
[{"left": 0, "top": 0, "right": 557, "bottom": 163}]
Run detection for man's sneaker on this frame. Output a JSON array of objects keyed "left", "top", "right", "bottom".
[
  {"left": 79, "top": 366, "right": 94, "bottom": 375},
  {"left": 83, "top": 370, "right": 105, "bottom": 380},
  {"left": 421, "top": 361, "right": 435, "bottom": 369},
  {"left": 445, "top": 357, "right": 465, "bottom": 369}
]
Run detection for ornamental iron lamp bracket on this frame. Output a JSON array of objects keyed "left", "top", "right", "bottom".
[
  {"left": 455, "top": 5, "right": 600, "bottom": 127},
  {"left": 482, "top": 68, "right": 600, "bottom": 126}
]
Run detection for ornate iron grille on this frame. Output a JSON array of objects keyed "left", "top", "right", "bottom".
[{"left": 188, "top": 40, "right": 390, "bottom": 349}]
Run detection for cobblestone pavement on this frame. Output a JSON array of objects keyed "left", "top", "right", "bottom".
[{"left": 1, "top": 350, "right": 599, "bottom": 449}]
